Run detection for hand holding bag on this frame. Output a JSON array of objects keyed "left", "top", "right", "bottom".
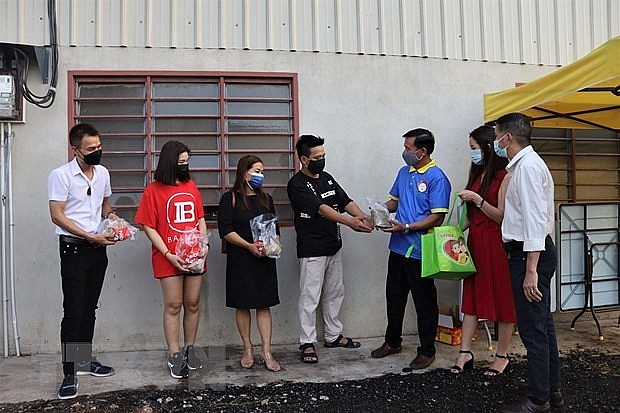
[{"left": 421, "top": 194, "right": 476, "bottom": 280}]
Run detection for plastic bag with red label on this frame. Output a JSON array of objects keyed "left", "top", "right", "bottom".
[
  {"left": 175, "top": 228, "right": 210, "bottom": 273},
  {"left": 249, "top": 213, "right": 282, "bottom": 258},
  {"left": 97, "top": 218, "right": 139, "bottom": 241}
]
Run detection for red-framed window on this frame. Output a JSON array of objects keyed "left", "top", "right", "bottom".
[{"left": 69, "top": 71, "right": 299, "bottom": 225}]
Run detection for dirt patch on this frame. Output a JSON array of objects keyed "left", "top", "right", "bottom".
[{"left": 1, "top": 348, "right": 618, "bottom": 413}]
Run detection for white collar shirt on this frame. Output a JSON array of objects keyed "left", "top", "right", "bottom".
[
  {"left": 502, "top": 145, "right": 555, "bottom": 251},
  {"left": 48, "top": 158, "right": 112, "bottom": 236}
]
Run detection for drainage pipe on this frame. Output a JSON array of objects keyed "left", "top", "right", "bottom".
[
  {"left": 1, "top": 123, "right": 8, "bottom": 357},
  {"left": 7, "top": 123, "right": 19, "bottom": 356}
]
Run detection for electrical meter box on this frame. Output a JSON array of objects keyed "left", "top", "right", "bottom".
[{"left": 0, "top": 74, "right": 17, "bottom": 119}]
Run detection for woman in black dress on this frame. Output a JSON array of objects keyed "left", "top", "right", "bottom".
[{"left": 218, "top": 155, "right": 281, "bottom": 372}]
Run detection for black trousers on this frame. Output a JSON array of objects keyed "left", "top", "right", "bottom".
[
  {"left": 506, "top": 235, "right": 561, "bottom": 405},
  {"left": 384, "top": 251, "right": 438, "bottom": 357},
  {"left": 59, "top": 240, "right": 108, "bottom": 375}
]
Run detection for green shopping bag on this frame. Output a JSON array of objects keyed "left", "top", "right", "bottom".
[{"left": 421, "top": 194, "right": 476, "bottom": 280}]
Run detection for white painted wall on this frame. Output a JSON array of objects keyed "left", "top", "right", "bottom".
[{"left": 4, "top": 47, "right": 554, "bottom": 354}]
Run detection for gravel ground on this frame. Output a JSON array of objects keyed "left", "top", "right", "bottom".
[{"left": 1, "top": 348, "right": 618, "bottom": 413}]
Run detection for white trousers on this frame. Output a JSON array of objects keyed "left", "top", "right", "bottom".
[{"left": 298, "top": 250, "right": 345, "bottom": 344}]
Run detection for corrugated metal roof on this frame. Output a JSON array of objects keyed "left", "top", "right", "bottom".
[{"left": 1, "top": 0, "right": 618, "bottom": 66}]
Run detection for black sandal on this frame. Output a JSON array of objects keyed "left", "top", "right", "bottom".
[
  {"left": 323, "top": 334, "right": 361, "bottom": 348},
  {"left": 450, "top": 350, "right": 474, "bottom": 374},
  {"left": 484, "top": 354, "right": 511, "bottom": 376},
  {"left": 299, "top": 343, "right": 318, "bottom": 364}
]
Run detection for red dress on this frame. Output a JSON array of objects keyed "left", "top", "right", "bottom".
[{"left": 461, "top": 170, "right": 516, "bottom": 323}]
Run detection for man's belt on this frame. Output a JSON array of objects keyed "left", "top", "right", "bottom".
[
  {"left": 59, "top": 234, "right": 102, "bottom": 248},
  {"left": 502, "top": 240, "right": 524, "bottom": 252}
]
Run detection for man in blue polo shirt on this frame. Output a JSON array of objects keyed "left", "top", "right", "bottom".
[{"left": 371, "top": 128, "right": 451, "bottom": 370}]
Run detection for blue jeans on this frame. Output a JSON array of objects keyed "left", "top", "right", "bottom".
[{"left": 507, "top": 235, "right": 561, "bottom": 405}]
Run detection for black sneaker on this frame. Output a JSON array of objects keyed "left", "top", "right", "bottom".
[
  {"left": 57, "top": 374, "right": 78, "bottom": 399},
  {"left": 76, "top": 360, "right": 115, "bottom": 377},
  {"left": 167, "top": 351, "right": 189, "bottom": 379},
  {"left": 185, "top": 345, "right": 203, "bottom": 370}
]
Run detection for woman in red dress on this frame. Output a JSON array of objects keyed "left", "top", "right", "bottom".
[{"left": 450, "top": 125, "right": 516, "bottom": 376}]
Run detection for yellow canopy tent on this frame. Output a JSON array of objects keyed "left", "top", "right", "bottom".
[{"left": 484, "top": 36, "right": 620, "bottom": 132}]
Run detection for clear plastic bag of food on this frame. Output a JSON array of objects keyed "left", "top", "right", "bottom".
[
  {"left": 249, "top": 213, "right": 282, "bottom": 258},
  {"left": 175, "top": 228, "right": 210, "bottom": 273},
  {"left": 367, "top": 196, "right": 392, "bottom": 229},
  {"left": 97, "top": 217, "right": 139, "bottom": 241}
]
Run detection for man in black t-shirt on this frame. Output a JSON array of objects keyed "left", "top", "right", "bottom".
[{"left": 287, "top": 134, "right": 373, "bottom": 364}]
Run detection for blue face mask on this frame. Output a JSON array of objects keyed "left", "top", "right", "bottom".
[
  {"left": 402, "top": 149, "right": 423, "bottom": 166},
  {"left": 494, "top": 134, "right": 508, "bottom": 158},
  {"left": 247, "top": 172, "right": 264, "bottom": 190},
  {"left": 470, "top": 149, "right": 483, "bottom": 165}
]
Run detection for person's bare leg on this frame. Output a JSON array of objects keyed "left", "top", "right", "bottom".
[
  {"left": 236, "top": 309, "right": 254, "bottom": 368},
  {"left": 451, "top": 314, "right": 477, "bottom": 372},
  {"left": 160, "top": 277, "right": 184, "bottom": 357},
  {"left": 182, "top": 275, "right": 203, "bottom": 346},
  {"left": 257, "top": 308, "right": 281, "bottom": 372},
  {"left": 485, "top": 321, "right": 514, "bottom": 375}
]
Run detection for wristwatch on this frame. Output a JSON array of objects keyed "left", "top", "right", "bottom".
[
  {"left": 475, "top": 198, "right": 485, "bottom": 208},
  {"left": 404, "top": 223, "right": 410, "bottom": 233}
]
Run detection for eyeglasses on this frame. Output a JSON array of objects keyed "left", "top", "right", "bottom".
[{"left": 87, "top": 183, "right": 91, "bottom": 196}]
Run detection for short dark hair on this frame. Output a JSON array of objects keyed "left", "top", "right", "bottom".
[
  {"left": 495, "top": 113, "right": 532, "bottom": 146},
  {"left": 69, "top": 123, "right": 99, "bottom": 148},
  {"left": 296, "top": 134, "right": 325, "bottom": 158},
  {"left": 154, "top": 140, "right": 191, "bottom": 186},
  {"left": 402, "top": 128, "right": 435, "bottom": 154}
]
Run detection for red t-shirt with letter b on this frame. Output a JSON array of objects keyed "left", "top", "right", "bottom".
[{"left": 135, "top": 180, "right": 205, "bottom": 278}]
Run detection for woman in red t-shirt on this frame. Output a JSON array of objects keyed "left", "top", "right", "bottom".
[
  {"left": 451, "top": 125, "right": 516, "bottom": 376},
  {"left": 135, "top": 140, "right": 208, "bottom": 379}
]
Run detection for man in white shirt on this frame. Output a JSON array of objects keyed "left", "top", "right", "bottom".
[
  {"left": 48, "top": 124, "right": 118, "bottom": 399},
  {"left": 494, "top": 113, "right": 562, "bottom": 413}
]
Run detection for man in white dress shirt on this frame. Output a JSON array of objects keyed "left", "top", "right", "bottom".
[
  {"left": 493, "top": 113, "right": 563, "bottom": 413},
  {"left": 48, "top": 124, "right": 118, "bottom": 399}
]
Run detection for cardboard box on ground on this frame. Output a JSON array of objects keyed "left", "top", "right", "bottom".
[{"left": 436, "top": 303, "right": 466, "bottom": 346}]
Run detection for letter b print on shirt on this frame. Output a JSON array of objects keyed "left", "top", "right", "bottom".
[
  {"left": 175, "top": 201, "right": 196, "bottom": 223},
  {"left": 167, "top": 192, "right": 199, "bottom": 232}
]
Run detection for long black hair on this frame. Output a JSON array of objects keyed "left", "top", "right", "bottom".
[
  {"left": 231, "top": 154, "right": 270, "bottom": 210},
  {"left": 465, "top": 126, "right": 508, "bottom": 220},
  {"left": 154, "top": 140, "right": 191, "bottom": 186}
]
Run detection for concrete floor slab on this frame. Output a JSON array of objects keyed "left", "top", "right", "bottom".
[{"left": 0, "top": 316, "right": 618, "bottom": 404}]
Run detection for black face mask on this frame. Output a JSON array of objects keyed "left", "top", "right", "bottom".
[
  {"left": 176, "top": 164, "right": 190, "bottom": 181},
  {"left": 307, "top": 158, "right": 325, "bottom": 174},
  {"left": 78, "top": 149, "right": 102, "bottom": 166}
]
